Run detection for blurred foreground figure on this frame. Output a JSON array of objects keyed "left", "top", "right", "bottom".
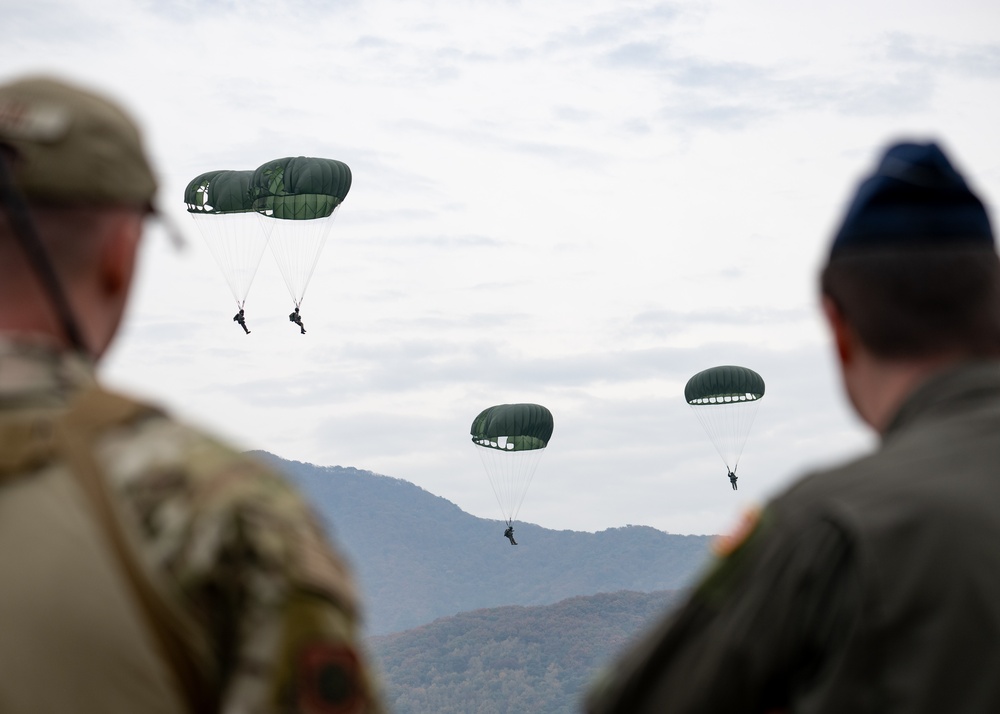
[
  {"left": 0, "top": 76, "right": 382, "bottom": 713},
  {"left": 585, "top": 141, "right": 1000, "bottom": 713}
]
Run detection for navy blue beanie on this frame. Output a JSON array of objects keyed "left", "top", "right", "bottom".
[{"left": 829, "top": 141, "right": 994, "bottom": 258}]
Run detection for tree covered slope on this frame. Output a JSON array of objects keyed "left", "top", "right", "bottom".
[{"left": 256, "top": 451, "right": 713, "bottom": 635}]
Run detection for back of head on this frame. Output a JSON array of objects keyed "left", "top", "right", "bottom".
[
  {"left": 0, "top": 75, "right": 160, "bottom": 354},
  {"left": 0, "top": 75, "right": 157, "bottom": 206},
  {"left": 821, "top": 141, "right": 1000, "bottom": 359}
]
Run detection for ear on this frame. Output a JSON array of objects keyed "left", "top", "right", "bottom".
[
  {"left": 822, "top": 295, "right": 855, "bottom": 368},
  {"left": 98, "top": 211, "right": 143, "bottom": 298}
]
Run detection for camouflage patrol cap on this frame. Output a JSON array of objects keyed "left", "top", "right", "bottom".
[{"left": 0, "top": 75, "right": 157, "bottom": 205}]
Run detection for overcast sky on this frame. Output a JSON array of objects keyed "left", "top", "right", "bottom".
[{"left": 4, "top": 0, "right": 999, "bottom": 535}]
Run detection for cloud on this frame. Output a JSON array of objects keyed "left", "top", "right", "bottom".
[
  {"left": 390, "top": 118, "right": 615, "bottom": 170},
  {"left": 631, "top": 306, "right": 813, "bottom": 330},
  {"left": 541, "top": 2, "right": 688, "bottom": 53},
  {"left": 553, "top": 105, "right": 597, "bottom": 124},
  {"left": 372, "top": 233, "right": 508, "bottom": 249},
  {"left": 885, "top": 33, "right": 1000, "bottom": 80}
]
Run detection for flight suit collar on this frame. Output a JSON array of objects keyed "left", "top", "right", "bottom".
[{"left": 883, "top": 360, "right": 1000, "bottom": 441}]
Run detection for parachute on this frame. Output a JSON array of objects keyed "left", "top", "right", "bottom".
[
  {"left": 685, "top": 366, "right": 764, "bottom": 475},
  {"left": 250, "top": 156, "right": 352, "bottom": 309},
  {"left": 184, "top": 169, "right": 270, "bottom": 309},
  {"left": 470, "top": 403, "right": 554, "bottom": 526}
]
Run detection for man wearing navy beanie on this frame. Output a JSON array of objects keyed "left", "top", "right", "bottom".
[{"left": 587, "top": 142, "right": 1000, "bottom": 713}]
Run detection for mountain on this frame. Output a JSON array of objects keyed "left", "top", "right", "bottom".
[
  {"left": 255, "top": 451, "right": 713, "bottom": 635},
  {"left": 368, "top": 590, "right": 683, "bottom": 714}
]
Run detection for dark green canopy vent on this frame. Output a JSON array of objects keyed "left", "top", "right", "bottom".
[
  {"left": 184, "top": 170, "right": 255, "bottom": 214},
  {"left": 470, "top": 403, "right": 554, "bottom": 452},
  {"left": 685, "top": 365, "right": 765, "bottom": 405},
  {"left": 251, "top": 156, "right": 352, "bottom": 220}
]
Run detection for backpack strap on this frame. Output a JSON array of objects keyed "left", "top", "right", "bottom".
[
  {"left": 0, "top": 388, "right": 216, "bottom": 713},
  {"left": 0, "top": 416, "right": 56, "bottom": 478}
]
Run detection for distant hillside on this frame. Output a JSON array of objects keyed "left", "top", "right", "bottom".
[
  {"left": 369, "top": 589, "right": 683, "bottom": 714},
  {"left": 255, "top": 452, "right": 713, "bottom": 635}
]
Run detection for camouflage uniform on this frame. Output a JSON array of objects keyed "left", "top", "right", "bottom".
[{"left": 0, "top": 337, "right": 384, "bottom": 713}]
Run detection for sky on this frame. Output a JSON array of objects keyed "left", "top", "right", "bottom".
[{"left": 3, "top": 0, "right": 999, "bottom": 536}]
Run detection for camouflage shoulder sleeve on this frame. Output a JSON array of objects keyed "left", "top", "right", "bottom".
[{"left": 95, "top": 410, "right": 385, "bottom": 714}]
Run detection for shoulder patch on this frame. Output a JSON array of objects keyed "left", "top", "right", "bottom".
[
  {"left": 712, "top": 505, "right": 762, "bottom": 558},
  {"left": 296, "top": 642, "right": 364, "bottom": 714}
]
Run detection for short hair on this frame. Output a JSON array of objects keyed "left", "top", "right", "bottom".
[{"left": 820, "top": 247, "right": 1000, "bottom": 359}]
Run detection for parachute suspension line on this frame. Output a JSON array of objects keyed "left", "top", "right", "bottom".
[
  {"left": 191, "top": 211, "right": 271, "bottom": 306},
  {"left": 476, "top": 444, "right": 511, "bottom": 523},
  {"left": 508, "top": 451, "right": 543, "bottom": 523},
  {"left": 731, "top": 401, "right": 760, "bottom": 471},
  {"left": 689, "top": 398, "right": 762, "bottom": 472},
  {"left": 474, "top": 443, "right": 545, "bottom": 525},
  {"left": 265, "top": 207, "right": 338, "bottom": 306}
]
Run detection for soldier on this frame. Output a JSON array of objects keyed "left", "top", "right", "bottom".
[
  {"left": 503, "top": 524, "right": 517, "bottom": 546},
  {"left": 586, "top": 141, "right": 1000, "bottom": 713},
  {"left": 289, "top": 306, "right": 306, "bottom": 334},
  {"left": 0, "top": 76, "right": 383, "bottom": 713},
  {"left": 233, "top": 307, "right": 250, "bottom": 334}
]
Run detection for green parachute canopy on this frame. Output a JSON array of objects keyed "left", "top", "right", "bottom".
[
  {"left": 470, "top": 403, "right": 554, "bottom": 451},
  {"left": 250, "top": 156, "right": 352, "bottom": 307},
  {"left": 685, "top": 366, "right": 764, "bottom": 474},
  {"left": 470, "top": 403, "right": 554, "bottom": 526},
  {"left": 184, "top": 169, "right": 255, "bottom": 214},
  {"left": 684, "top": 365, "right": 765, "bottom": 404},
  {"left": 183, "top": 169, "right": 269, "bottom": 308},
  {"left": 251, "top": 156, "right": 352, "bottom": 219}
]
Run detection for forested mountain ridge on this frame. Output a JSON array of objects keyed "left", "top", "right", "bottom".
[
  {"left": 256, "top": 451, "right": 713, "bottom": 635},
  {"left": 369, "top": 589, "right": 684, "bottom": 714}
]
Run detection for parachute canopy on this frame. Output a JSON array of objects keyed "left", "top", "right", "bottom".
[
  {"left": 251, "top": 156, "right": 352, "bottom": 218},
  {"left": 685, "top": 365, "right": 765, "bottom": 404},
  {"left": 250, "top": 156, "right": 352, "bottom": 306},
  {"left": 184, "top": 169, "right": 269, "bottom": 308},
  {"left": 470, "top": 403, "right": 554, "bottom": 451},
  {"left": 685, "top": 366, "right": 764, "bottom": 473},
  {"left": 185, "top": 169, "right": 255, "bottom": 214},
  {"left": 471, "top": 403, "right": 554, "bottom": 526}
]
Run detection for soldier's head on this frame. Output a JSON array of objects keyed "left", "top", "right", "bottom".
[
  {"left": 820, "top": 141, "right": 1000, "bottom": 427},
  {"left": 0, "top": 75, "right": 162, "bottom": 358},
  {"left": 821, "top": 142, "right": 999, "bottom": 359}
]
